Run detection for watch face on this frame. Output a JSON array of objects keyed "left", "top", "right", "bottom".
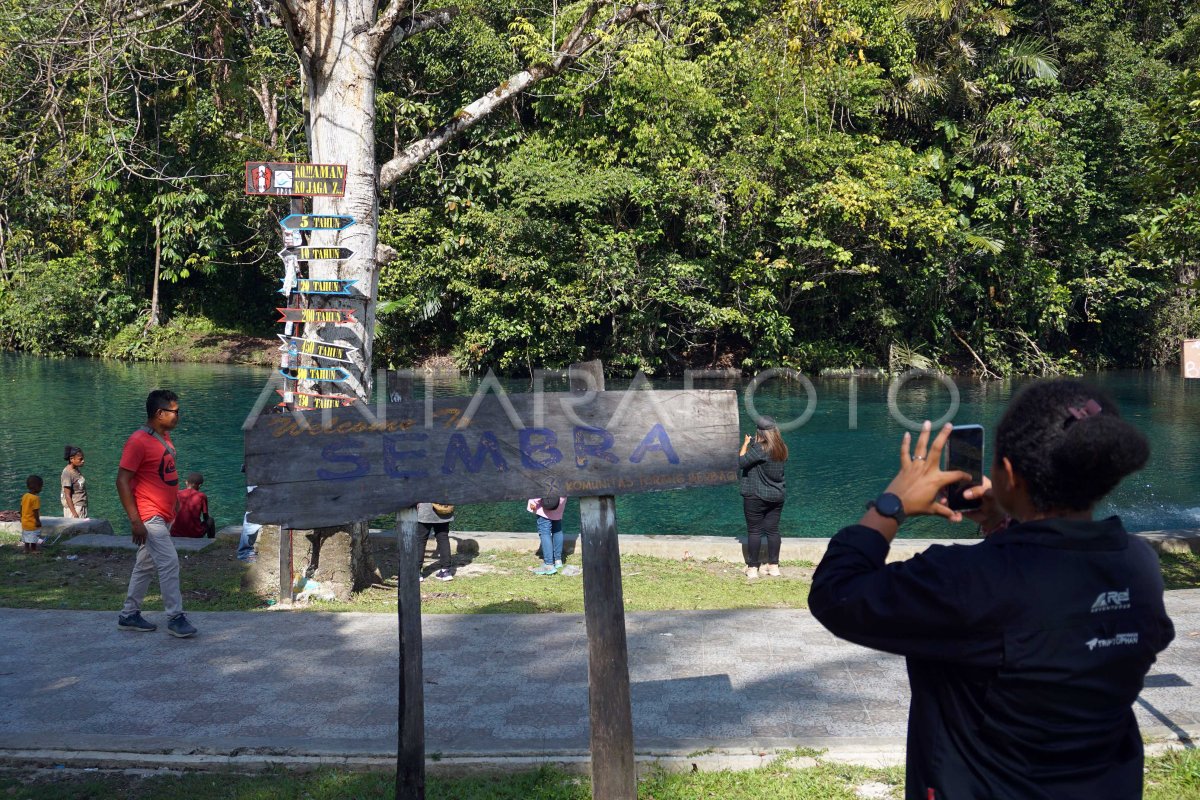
[{"left": 876, "top": 493, "right": 902, "bottom": 517}]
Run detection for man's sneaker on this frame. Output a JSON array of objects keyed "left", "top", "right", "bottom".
[
  {"left": 167, "top": 613, "right": 197, "bottom": 638},
  {"left": 745, "top": 566, "right": 759, "bottom": 579},
  {"left": 435, "top": 569, "right": 454, "bottom": 582},
  {"left": 554, "top": 560, "right": 563, "bottom": 568},
  {"left": 533, "top": 564, "right": 557, "bottom": 575},
  {"left": 765, "top": 564, "right": 782, "bottom": 577},
  {"left": 117, "top": 612, "right": 157, "bottom": 632}
]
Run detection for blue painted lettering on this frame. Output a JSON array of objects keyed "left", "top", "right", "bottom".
[
  {"left": 316, "top": 438, "right": 370, "bottom": 481},
  {"left": 573, "top": 426, "right": 619, "bottom": 468},
  {"left": 441, "top": 431, "right": 509, "bottom": 474},
  {"left": 383, "top": 432, "right": 429, "bottom": 479},
  {"left": 519, "top": 428, "right": 563, "bottom": 470},
  {"left": 629, "top": 423, "right": 680, "bottom": 464}
]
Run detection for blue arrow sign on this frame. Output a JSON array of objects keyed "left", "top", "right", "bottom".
[
  {"left": 278, "top": 278, "right": 358, "bottom": 296},
  {"left": 280, "top": 214, "right": 356, "bottom": 231}
]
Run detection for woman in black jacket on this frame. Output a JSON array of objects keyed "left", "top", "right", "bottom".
[
  {"left": 810, "top": 379, "right": 1174, "bottom": 800},
  {"left": 739, "top": 415, "right": 788, "bottom": 579}
]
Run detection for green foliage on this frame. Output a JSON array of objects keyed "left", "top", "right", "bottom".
[
  {"left": 4, "top": 0, "right": 1200, "bottom": 376},
  {"left": 0, "top": 256, "right": 136, "bottom": 356}
]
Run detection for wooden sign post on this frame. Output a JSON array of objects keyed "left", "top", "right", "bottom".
[
  {"left": 570, "top": 360, "right": 636, "bottom": 799},
  {"left": 246, "top": 162, "right": 355, "bottom": 605},
  {"left": 395, "top": 505, "right": 425, "bottom": 799},
  {"left": 244, "top": 373, "right": 740, "bottom": 799}
]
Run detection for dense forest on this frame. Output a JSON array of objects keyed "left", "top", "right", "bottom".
[{"left": 0, "top": 0, "right": 1197, "bottom": 376}]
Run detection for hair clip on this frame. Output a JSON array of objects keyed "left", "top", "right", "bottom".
[{"left": 1066, "top": 398, "right": 1102, "bottom": 421}]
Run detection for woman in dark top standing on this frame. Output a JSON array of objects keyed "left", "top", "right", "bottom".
[
  {"left": 739, "top": 415, "right": 788, "bottom": 579},
  {"left": 809, "top": 379, "right": 1173, "bottom": 800}
]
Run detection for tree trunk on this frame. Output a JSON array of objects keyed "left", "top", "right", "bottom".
[
  {"left": 291, "top": 1, "right": 383, "bottom": 591},
  {"left": 148, "top": 216, "right": 161, "bottom": 328}
]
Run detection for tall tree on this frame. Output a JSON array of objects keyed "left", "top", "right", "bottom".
[{"left": 277, "top": 0, "right": 655, "bottom": 402}]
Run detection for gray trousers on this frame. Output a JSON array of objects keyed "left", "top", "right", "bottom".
[{"left": 121, "top": 516, "right": 183, "bottom": 618}]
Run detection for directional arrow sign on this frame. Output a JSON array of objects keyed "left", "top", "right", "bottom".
[
  {"left": 281, "top": 366, "right": 352, "bottom": 383},
  {"left": 246, "top": 162, "right": 347, "bottom": 197},
  {"left": 280, "top": 214, "right": 356, "bottom": 231},
  {"left": 276, "top": 307, "right": 358, "bottom": 325},
  {"left": 277, "top": 335, "right": 359, "bottom": 364},
  {"left": 280, "top": 246, "right": 354, "bottom": 261},
  {"left": 279, "top": 278, "right": 358, "bottom": 296},
  {"left": 276, "top": 389, "right": 357, "bottom": 410}
]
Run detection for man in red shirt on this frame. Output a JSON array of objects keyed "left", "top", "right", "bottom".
[{"left": 115, "top": 389, "right": 197, "bottom": 638}]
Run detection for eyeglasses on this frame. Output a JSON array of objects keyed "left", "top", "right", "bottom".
[{"left": 160, "top": 408, "right": 181, "bottom": 416}]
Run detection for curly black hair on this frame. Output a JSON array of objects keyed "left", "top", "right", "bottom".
[{"left": 994, "top": 379, "right": 1149, "bottom": 512}]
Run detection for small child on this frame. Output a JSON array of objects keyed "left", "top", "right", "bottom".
[
  {"left": 171, "top": 472, "right": 212, "bottom": 538},
  {"left": 21, "top": 475, "right": 43, "bottom": 553}
]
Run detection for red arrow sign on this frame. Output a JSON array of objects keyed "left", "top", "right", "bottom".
[
  {"left": 276, "top": 389, "right": 357, "bottom": 409},
  {"left": 276, "top": 307, "right": 357, "bottom": 325}
]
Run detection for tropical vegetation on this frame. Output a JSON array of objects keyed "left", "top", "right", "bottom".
[{"left": 1, "top": 0, "right": 1198, "bottom": 376}]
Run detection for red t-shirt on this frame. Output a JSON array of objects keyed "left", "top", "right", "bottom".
[
  {"left": 118, "top": 429, "right": 179, "bottom": 523},
  {"left": 171, "top": 488, "right": 208, "bottom": 537}
]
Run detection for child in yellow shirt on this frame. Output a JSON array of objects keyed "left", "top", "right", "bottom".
[{"left": 21, "top": 475, "right": 43, "bottom": 553}]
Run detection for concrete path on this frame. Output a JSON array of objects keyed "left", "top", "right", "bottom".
[{"left": 1, "top": 592, "right": 1197, "bottom": 772}]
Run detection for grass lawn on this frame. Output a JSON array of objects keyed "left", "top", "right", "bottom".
[
  {"left": 1161, "top": 552, "right": 1200, "bottom": 590},
  {"left": 0, "top": 533, "right": 811, "bottom": 614},
  {"left": 317, "top": 551, "right": 812, "bottom": 613},
  {"left": 0, "top": 534, "right": 265, "bottom": 612},
  {"left": 1, "top": 750, "right": 1197, "bottom": 799},
  {"left": 1, "top": 531, "right": 1194, "bottom": 615}
]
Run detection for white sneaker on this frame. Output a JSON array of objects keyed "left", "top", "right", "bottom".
[
  {"left": 745, "top": 566, "right": 759, "bottom": 579},
  {"left": 554, "top": 560, "right": 563, "bottom": 568},
  {"left": 765, "top": 564, "right": 781, "bottom": 577}
]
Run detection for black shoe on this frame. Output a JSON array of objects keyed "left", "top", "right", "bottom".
[
  {"left": 117, "top": 612, "right": 157, "bottom": 632},
  {"left": 167, "top": 613, "right": 197, "bottom": 638}
]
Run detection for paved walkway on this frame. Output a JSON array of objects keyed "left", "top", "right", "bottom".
[{"left": 0, "top": 592, "right": 1197, "bottom": 771}]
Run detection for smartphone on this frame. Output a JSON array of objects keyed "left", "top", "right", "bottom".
[{"left": 944, "top": 424, "right": 984, "bottom": 512}]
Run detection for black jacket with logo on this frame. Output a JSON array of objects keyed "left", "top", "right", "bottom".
[{"left": 809, "top": 517, "right": 1175, "bottom": 800}]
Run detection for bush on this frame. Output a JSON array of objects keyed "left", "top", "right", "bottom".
[{"left": 0, "top": 256, "right": 137, "bottom": 356}]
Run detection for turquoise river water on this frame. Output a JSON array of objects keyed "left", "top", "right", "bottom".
[{"left": 2, "top": 354, "right": 1197, "bottom": 538}]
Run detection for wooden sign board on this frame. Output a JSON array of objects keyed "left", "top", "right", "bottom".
[
  {"left": 278, "top": 335, "right": 358, "bottom": 364},
  {"left": 283, "top": 366, "right": 351, "bottom": 383},
  {"left": 246, "top": 162, "right": 347, "bottom": 197},
  {"left": 281, "top": 246, "right": 354, "bottom": 261},
  {"left": 279, "top": 278, "right": 358, "bottom": 296},
  {"left": 1184, "top": 340, "right": 1200, "bottom": 379},
  {"left": 245, "top": 390, "right": 739, "bottom": 528},
  {"left": 280, "top": 213, "right": 356, "bottom": 230},
  {"left": 276, "top": 307, "right": 357, "bottom": 324}
]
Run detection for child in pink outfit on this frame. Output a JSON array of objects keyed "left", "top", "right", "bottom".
[{"left": 527, "top": 497, "right": 568, "bottom": 575}]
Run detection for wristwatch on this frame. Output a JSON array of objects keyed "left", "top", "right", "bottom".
[{"left": 867, "top": 492, "right": 906, "bottom": 525}]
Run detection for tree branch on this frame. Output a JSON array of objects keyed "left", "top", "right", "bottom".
[
  {"left": 223, "top": 131, "right": 286, "bottom": 159},
  {"left": 370, "top": 0, "right": 415, "bottom": 51},
  {"left": 379, "top": 2, "right": 653, "bottom": 189},
  {"left": 119, "top": 0, "right": 195, "bottom": 24},
  {"left": 377, "top": 8, "right": 460, "bottom": 64},
  {"left": 951, "top": 328, "right": 1000, "bottom": 380}
]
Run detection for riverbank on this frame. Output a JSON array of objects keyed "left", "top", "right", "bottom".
[{"left": 101, "top": 315, "right": 276, "bottom": 365}]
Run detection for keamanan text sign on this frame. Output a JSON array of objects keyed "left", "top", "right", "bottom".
[
  {"left": 244, "top": 390, "right": 739, "bottom": 528},
  {"left": 245, "top": 162, "right": 348, "bottom": 197}
]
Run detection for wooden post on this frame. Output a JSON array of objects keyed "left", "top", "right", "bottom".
[
  {"left": 279, "top": 528, "right": 293, "bottom": 605},
  {"left": 395, "top": 505, "right": 426, "bottom": 800},
  {"left": 570, "top": 360, "right": 636, "bottom": 800}
]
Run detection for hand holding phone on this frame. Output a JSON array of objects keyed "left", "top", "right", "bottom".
[{"left": 944, "top": 425, "right": 984, "bottom": 512}]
